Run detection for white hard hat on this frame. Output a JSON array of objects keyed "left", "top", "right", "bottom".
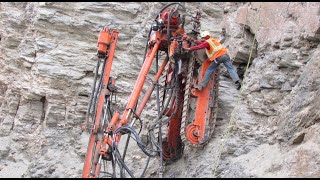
[{"left": 200, "top": 31, "right": 211, "bottom": 38}]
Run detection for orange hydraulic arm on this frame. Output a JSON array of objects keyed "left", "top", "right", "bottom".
[
  {"left": 136, "top": 58, "right": 168, "bottom": 116},
  {"left": 117, "top": 31, "right": 161, "bottom": 127},
  {"left": 82, "top": 27, "right": 118, "bottom": 178},
  {"left": 83, "top": 30, "right": 163, "bottom": 178}
]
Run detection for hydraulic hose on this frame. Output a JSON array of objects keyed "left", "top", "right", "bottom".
[
  {"left": 85, "top": 58, "right": 101, "bottom": 126},
  {"left": 142, "top": 27, "right": 152, "bottom": 64},
  {"left": 120, "top": 133, "right": 131, "bottom": 177},
  {"left": 92, "top": 56, "right": 107, "bottom": 122},
  {"left": 157, "top": 2, "right": 186, "bottom": 17}
]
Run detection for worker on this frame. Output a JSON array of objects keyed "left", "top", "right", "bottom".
[{"left": 184, "top": 31, "right": 241, "bottom": 90}]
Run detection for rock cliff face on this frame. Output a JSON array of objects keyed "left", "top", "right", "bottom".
[
  {"left": 216, "top": 2, "right": 320, "bottom": 178},
  {"left": 0, "top": 2, "right": 319, "bottom": 178}
]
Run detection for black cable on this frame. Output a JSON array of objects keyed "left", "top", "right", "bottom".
[
  {"left": 128, "top": 110, "right": 143, "bottom": 135},
  {"left": 110, "top": 126, "right": 162, "bottom": 178},
  {"left": 111, "top": 148, "right": 116, "bottom": 178},
  {"left": 143, "top": 27, "right": 153, "bottom": 64},
  {"left": 112, "top": 142, "right": 135, "bottom": 178},
  {"left": 148, "top": 129, "right": 161, "bottom": 150},
  {"left": 120, "top": 132, "right": 131, "bottom": 178},
  {"left": 147, "top": 57, "right": 182, "bottom": 161},
  {"left": 148, "top": 84, "right": 174, "bottom": 130},
  {"left": 140, "top": 134, "right": 154, "bottom": 177},
  {"left": 114, "top": 126, "right": 160, "bottom": 157},
  {"left": 85, "top": 58, "right": 101, "bottom": 124},
  {"left": 92, "top": 55, "right": 107, "bottom": 122},
  {"left": 140, "top": 156, "right": 151, "bottom": 178},
  {"left": 137, "top": 117, "right": 143, "bottom": 135},
  {"left": 157, "top": 3, "right": 186, "bottom": 17},
  {"left": 129, "top": 126, "right": 160, "bottom": 155},
  {"left": 148, "top": 71, "right": 177, "bottom": 131},
  {"left": 100, "top": 97, "right": 108, "bottom": 129}
]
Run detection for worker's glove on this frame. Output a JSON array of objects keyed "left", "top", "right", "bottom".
[
  {"left": 188, "top": 37, "right": 195, "bottom": 42},
  {"left": 182, "top": 34, "right": 189, "bottom": 40},
  {"left": 183, "top": 47, "right": 191, "bottom": 52}
]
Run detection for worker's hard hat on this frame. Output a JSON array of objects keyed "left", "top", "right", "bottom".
[{"left": 200, "top": 31, "right": 211, "bottom": 38}]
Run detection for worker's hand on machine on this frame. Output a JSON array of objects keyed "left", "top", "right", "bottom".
[
  {"left": 182, "top": 34, "right": 189, "bottom": 40},
  {"left": 183, "top": 47, "right": 191, "bottom": 52},
  {"left": 182, "top": 34, "right": 194, "bottom": 42},
  {"left": 188, "top": 38, "right": 195, "bottom": 42}
]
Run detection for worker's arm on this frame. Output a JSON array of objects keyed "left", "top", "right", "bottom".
[
  {"left": 189, "top": 41, "right": 210, "bottom": 51},
  {"left": 193, "top": 39, "right": 203, "bottom": 45}
]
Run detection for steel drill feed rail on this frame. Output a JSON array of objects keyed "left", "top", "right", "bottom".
[{"left": 81, "top": 3, "right": 220, "bottom": 178}]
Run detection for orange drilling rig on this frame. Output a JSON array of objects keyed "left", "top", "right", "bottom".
[{"left": 81, "top": 3, "right": 220, "bottom": 178}]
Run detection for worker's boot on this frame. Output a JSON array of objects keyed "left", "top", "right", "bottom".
[
  {"left": 235, "top": 80, "right": 241, "bottom": 90},
  {"left": 194, "top": 84, "right": 204, "bottom": 91}
]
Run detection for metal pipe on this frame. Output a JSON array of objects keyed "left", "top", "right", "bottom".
[
  {"left": 93, "top": 31, "right": 119, "bottom": 133},
  {"left": 83, "top": 30, "right": 119, "bottom": 178},
  {"left": 135, "top": 57, "right": 168, "bottom": 116},
  {"left": 120, "top": 39, "right": 161, "bottom": 125},
  {"left": 85, "top": 58, "right": 101, "bottom": 128}
]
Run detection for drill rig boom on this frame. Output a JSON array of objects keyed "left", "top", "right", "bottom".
[{"left": 82, "top": 3, "right": 220, "bottom": 178}]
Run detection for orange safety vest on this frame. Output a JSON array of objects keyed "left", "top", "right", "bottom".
[{"left": 205, "top": 37, "right": 228, "bottom": 61}]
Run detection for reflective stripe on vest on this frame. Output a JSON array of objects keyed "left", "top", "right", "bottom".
[{"left": 206, "top": 39, "right": 222, "bottom": 60}]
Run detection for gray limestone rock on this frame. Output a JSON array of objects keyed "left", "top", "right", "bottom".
[{"left": 0, "top": 1, "right": 320, "bottom": 178}]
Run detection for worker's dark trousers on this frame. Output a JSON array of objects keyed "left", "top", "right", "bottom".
[{"left": 199, "top": 54, "right": 240, "bottom": 87}]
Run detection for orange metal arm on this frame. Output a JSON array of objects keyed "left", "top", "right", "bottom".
[
  {"left": 119, "top": 37, "right": 161, "bottom": 126},
  {"left": 82, "top": 131, "right": 96, "bottom": 177},
  {"left": 136, "top": 58, "right": 168, "bottom": 117},
  {"left": 82, "top": 29, "right": 118, "bottom": 178},
  {"left": 93, "top": 30, "right": 119, "bottom": 133}
]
